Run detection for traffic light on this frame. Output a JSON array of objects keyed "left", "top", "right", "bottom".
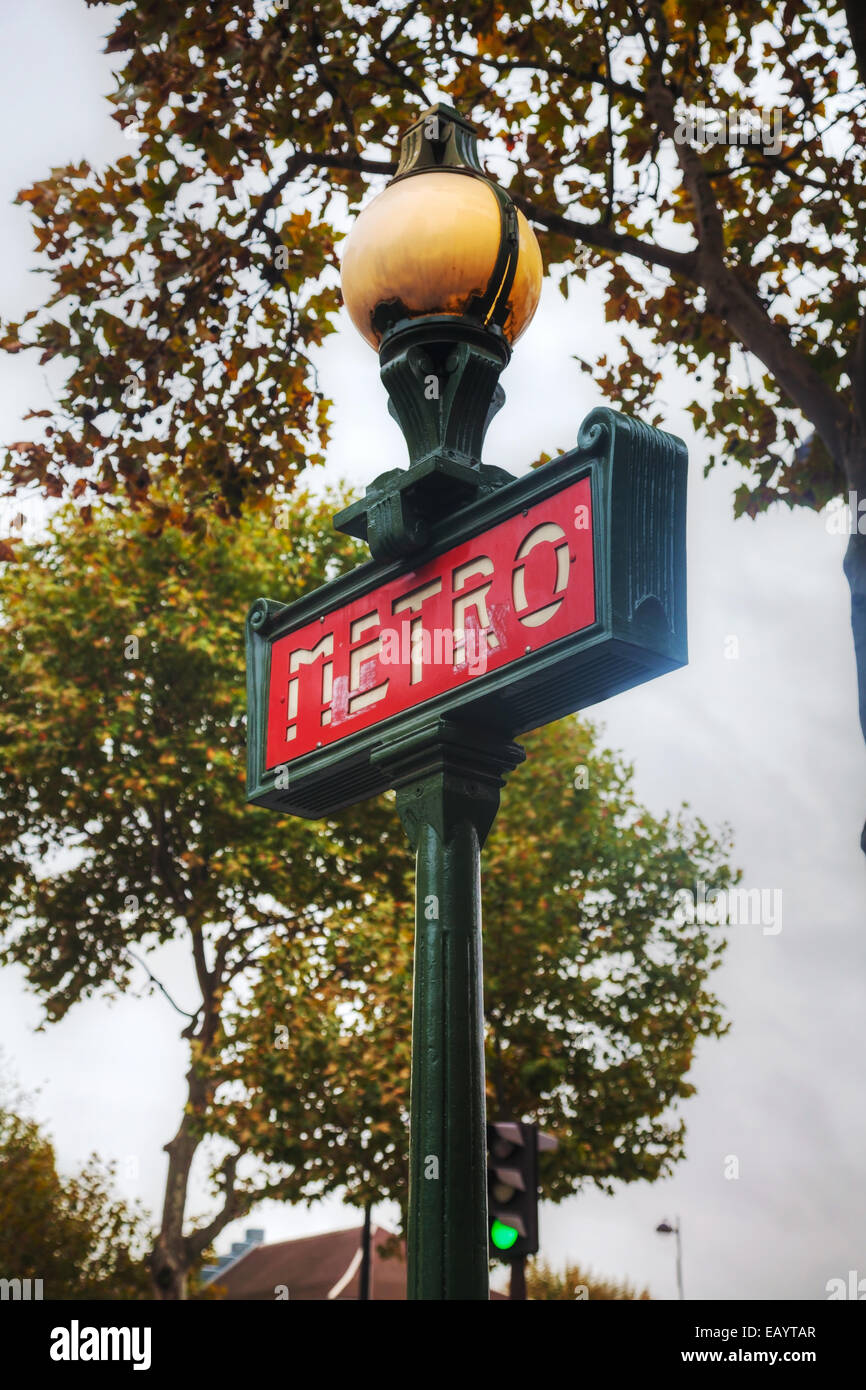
[{"left": 486, "top": 1121, "right": 538, "bottom": 1259}]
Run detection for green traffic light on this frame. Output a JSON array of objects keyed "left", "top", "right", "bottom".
[{"left": 491, "top": 1219, "right": 519, "bottom": 1251}]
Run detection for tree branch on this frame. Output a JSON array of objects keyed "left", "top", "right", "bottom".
[
  {"left": 597, "top": 5, "right": 616, "bottom": 226},
  {"left": 630, "top": 0, "right": 850, "bottom": 465},
  {"left": 127, "top": 948, "right": 199, "bottom": 1021},
  {"left": 190, "top": 922, "right": 213, "bottom": 1003},
  {"left": 252, "top": 106, "right": 852, "bottom": 473},
  {"left": 185, "top": 1154, "right": 245, "bottom": 1260},
  {"left": 703, "top": 152, "right": 834, "bottom": 194},
  {"left": 511, "top": 193, "right": 698, "bottom": 279},
  {"left": 367, "top": 1, "right": 428, "bottom": 102},
  {"left": 248, "top": 152, "right": 395, "bottom": 243},
  {"left": 473, "top": 55, "right": 643, "bottom": 103}
]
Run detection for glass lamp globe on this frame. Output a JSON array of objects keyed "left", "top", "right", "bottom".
[{"left": 340, "top": 169, "right": 543, "bottom": 350}]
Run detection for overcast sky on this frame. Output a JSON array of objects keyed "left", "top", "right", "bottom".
[{"left": 1, "top": 1, "right": 864, "bottom": 1302}]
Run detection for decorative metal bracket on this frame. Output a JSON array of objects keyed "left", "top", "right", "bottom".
[{"left": 333, "top": 317, "right": 516, "bottom": 562}]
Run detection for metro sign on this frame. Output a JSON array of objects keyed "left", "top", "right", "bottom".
[
  {"left": 246, "top": 408, "right": 687, "bottom": 819},
  {"left": 266, "top": 474, "right": 593, "bottom": 768}
]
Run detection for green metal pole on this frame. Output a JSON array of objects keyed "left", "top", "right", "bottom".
[{"left": 375, "top": 718, "right": 524, "bottom": 1300}]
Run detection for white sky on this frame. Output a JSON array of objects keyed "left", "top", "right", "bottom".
[{"left": 0, "top": 0, "right": 864, "bottom": 1301}]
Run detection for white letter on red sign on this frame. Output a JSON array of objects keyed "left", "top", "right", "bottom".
[
  {"left": 392, "top": 579, "right": 443, "bottom": 685},
  {"left": 347, "top": 611, "right": 389, "bottom": 715},
  {"left": 286, "top": 633, "right": 334, "bottom": 741},
  {"left": 452, "top": 557, "right": 499, "bottom": 665},
  {"left": 512, "top": 523, "right": 569, "bottom": 627}
]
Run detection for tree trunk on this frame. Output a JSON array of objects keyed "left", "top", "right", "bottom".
[
  {"left": 145, "top": 919, "right": 249, "bottom": 1299},
  {"left": 149, "top": 1096, "right": 200, "bottom": 1300},
  {"left": 150, "top": 1237, "right": 188, "bottom": 1301},
  {"left": 843, "top": 529, "right": 866, "bottom": 853},
  {"left": 148, "top": 1024, "right": 245, "bottom": 1299},
  {"left": 146, "top": 915, "right": 226, "bottom": 1300}
]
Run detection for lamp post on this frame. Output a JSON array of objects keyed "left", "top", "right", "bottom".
[
  {"left": 245, "top": 100, "right": 688, "bottom": 1303},
  {"left": 656, "top": 1218, "right": 684, "bottom": 1300},
  {"left": 338, "top": 105, "right": 542, "bottom": 1299}
]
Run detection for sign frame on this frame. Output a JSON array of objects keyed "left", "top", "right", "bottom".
[{"left": 246, "top": 407, "right": 687, "bottom": 820}]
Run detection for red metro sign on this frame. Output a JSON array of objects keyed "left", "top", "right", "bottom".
[
  {"left": 266, "top": 476, "right": 594, "bottom": 770},
  {"left": 246, "top": 408, "right": 688, "bottom": 820}
]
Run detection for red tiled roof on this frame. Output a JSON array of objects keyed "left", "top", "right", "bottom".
[{"left": 213, "top": 1225, "right": 407, "bottom": 1301}]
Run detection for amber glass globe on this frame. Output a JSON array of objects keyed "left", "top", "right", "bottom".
[{"left": 340, "top": 170, "right": 543, "bottom": 350}]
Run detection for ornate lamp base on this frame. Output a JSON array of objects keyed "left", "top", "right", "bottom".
[{"left": 333, "top": 315, "right": 515, "bottom": 562}]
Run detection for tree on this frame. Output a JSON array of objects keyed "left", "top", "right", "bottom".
[
  {"left": 2, "top": 1, "right": 865, "bottom": 844},
  {"left": 526, "top": 1258, "right": 650, "bottom": 1300},
  {"left": 211, "top": 717, "right": 736, "bottom": 1217},
  {"left": 0, "top": 488, "right": 407, "bottom": 1299},
  {"left": 0, "top": 1088, "right": 151, "bottom": 1299}
]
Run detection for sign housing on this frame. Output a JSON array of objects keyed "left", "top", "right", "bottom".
[{"left": 246, "top": 407, "right": 687, "bottom": 820}]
